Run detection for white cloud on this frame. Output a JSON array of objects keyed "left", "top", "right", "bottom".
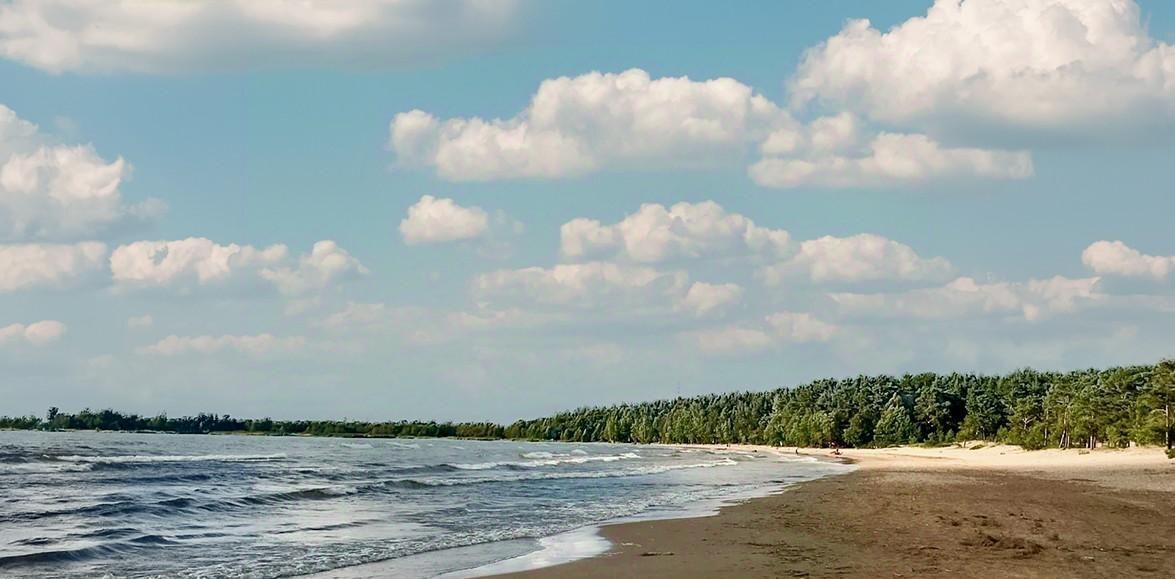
[
  {"left": 110, "top": 237, "right": 364, "bottom": 295},
  {"left": 1, "top": 105, "right": 162, "bottom": 240},
  {"left": 390, "top": 68, "right": 787, "bottom": 181},
  {"left": 0, "top": 0, "right": 519, "bottom": 74},
  {"left": 315, "top": 301, "right": 549, "bottom": 348},
  {"left": 1082, "top": 240, "right": 1173, "bottom": 281},
  {"left": 750, "top": 128, "right": 1033, "bottom": 188},
  {"left": 391, "top": 68, "right": 1044, "bottom": 187},
  {"left": 560, "top": 201, "right": 790, "bottom": 263},
  {"left": 760, "top": 233, "right": 953, "bottom": 285},
  {"left": 126, "top": 314, "right": 153, "bottom": 329},
  {"left": 316, "top": 302, "right": 427, "bottom": 333},
  {"left": 766, "top": 311, "right": 838, "bottom": 342},
  {"left": 789, "top": 0, "right": 1175, "bottom": 137},
  {"left": 111, "top": 237, "right": 288, "bottom": 288},
  {"left": 0, "top": 241, "right": 105, "bottom": 291},
  {"left": 473, "top": 261, "right": 688, "bottom": 312},
  {"left": 830, "top": 276, "right": 1104, "bottom": 321},
  {"left": 400, "top": 194, "right": 490, "bottom": 244},
  {"left": 693, "top": 311, "right": 837, "bottom": 355},
  {"left": 0, "top": 320, "right": 66, "bottom": 346},
  {"left": 677, "top": 282, "right": 743, "bottom": 317},
  {"left": 258, "top": 240, "right": 367, "bottom": 295},
  {"left": 138, "top": 334, "right": 306, "bottom": 356}
]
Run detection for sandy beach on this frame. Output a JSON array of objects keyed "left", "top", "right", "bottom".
[{"left": 492, "top": 445, "right": 1175, "bottom": 578}]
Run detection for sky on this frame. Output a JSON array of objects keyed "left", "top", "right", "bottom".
[{"left": 1, "top": 0, "right": 1174, "bottom": 422}]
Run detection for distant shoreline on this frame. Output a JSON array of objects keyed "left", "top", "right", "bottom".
[{"left": 490, "top": 444, "right": 1175, "bottom": 578}]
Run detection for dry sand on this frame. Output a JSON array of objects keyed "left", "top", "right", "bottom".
[{"left": 491, "top": 445, "right": 1175, "bottom": 578}]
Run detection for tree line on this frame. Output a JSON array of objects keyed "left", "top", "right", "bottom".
[{"left": 2, "top": 360, "right": 1172, "bottom": 450}]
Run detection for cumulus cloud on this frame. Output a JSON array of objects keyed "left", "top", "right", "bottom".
[
  {"left": 473, "top": 261, "right": 688, "bottom": 312},
  {"left": 0, "top": 105, "right": 162, "bottom": 240},
  {"left": 750, "top": 123, "right": 1033, "bottom": 188},
  {"left": 693, "top": 311, "right": 837, "bottom": 355},
  {"left": 560, "top": 201, "right": 790, "bottom": 263},
  {"left": 126, "top": 314, "right": 153, "bottom": 329},
  {"left": 138, "top": 334, "right": 306, "bottom": 356},
  {"left": 0, "top": 241, "right": 106, "bottom": 291},
  {"left": 0, "top": 0, "right": 519, "bottom": 74},
  {"left": 789, "top": 0, "right": 1175, "bottom": 138},
  {"left": 1082, "top": 240, "right": 1174, "bottom": 281},
  {"left": 400, "top": 195, "right": 490, "bottom": 244},
  {"left": 391, "top": 68, "right": 1041, "bottom": 187},
  {"left": 111, "top": 237, "right": 288, "bottom": 288},
  {"left": 110, "top": 237, "right": 364, "bottom": 295},
  {"left": 258, "top": 240, "right": 368, "bottom": 295},
  {"left": 0, "top": 320, "right": 66, "bottom": 346},
  {"left": 760, "top": 233, "right": 953, "bottom": 285},
  {"left": 830, "top": 276, "right": 1104, "bottom": 321},
  {"left": 676, "top": 282, "right": 743, "bottom": 317},
  {"left": 390, "top": 69, "right": 787, "bottom": 181}
]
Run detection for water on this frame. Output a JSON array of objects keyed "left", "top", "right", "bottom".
[{"left": 0, "top": 431, "right": 849, "bottom": 578}]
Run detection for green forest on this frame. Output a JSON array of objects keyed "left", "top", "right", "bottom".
[{"left": 3, "top": 360, "right": 1173, "bottom": 451}]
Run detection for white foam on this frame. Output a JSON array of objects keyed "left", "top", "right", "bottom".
[
  {"left": 454, "top": 452, "right": 642, "bottom": 471},
  {"left": 50, "top": 453, "right": 287, "bottom": 463},
  {"left": 439, "top": 526, "right": 609, "bottom": 578}
]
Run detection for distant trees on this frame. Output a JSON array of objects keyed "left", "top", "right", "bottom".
[
  {"left": 3, "top": 360, "right": 1175, "bottom": 451},
  {"left": 1139, "top": 360, "right": 1175, "bottom": 449}
]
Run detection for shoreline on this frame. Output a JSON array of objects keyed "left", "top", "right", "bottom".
[
  {"left": 485, "top": 444, "right": 1175, "bottom": 578},
  {"left": 452, "top": 446, "right": 850, "bottom": 578},
  {"left": 300, "top": 444, "right": 848, "bottom": 579}
]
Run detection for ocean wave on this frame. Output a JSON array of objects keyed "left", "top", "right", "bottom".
[
  {"left": 375, "top": 457, "right": 740, "bottom": 490},
  {"left": 0, "top": 462, "right": 96, "bottom": 475},
  {"left": 339, "top": 442, "right": 373, "bottom": 450},
  {"left": 453, "top": 451, "right": 642, "bottom": 471},
  {"left": 9, "top": 484, "right": 360, "bottom": 523},
  {"left": 45, "top": 453, "right": 289, "bottom": 464},
  {"left": 0, "top": 534, "right": 177, "bottom": 569}
]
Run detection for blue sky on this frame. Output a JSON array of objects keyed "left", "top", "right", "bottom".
[{"left": 1, "top": 0, "right": 1174, "bottom": 422}]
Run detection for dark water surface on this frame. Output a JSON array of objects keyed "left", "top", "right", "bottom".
[{"left": 0, "top": 431, "right": 846, "bottom": 578}]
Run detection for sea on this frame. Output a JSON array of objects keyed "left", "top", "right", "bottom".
[{"left": 0, "top": 431, "right": 850, "bottom": 578}]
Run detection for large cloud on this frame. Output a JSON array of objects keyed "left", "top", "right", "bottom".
[
  {"left": 790, "top": 0, "right": 1175, "bottom": 138},
  {"left": 1082, "top": 240, "right": 1173, "bottom": 281},
  {"left": 760, "top": 233, "right": 953, "bottom": 285},
  {"left": 1, "top": 105, "right": 162, "bottom": 240},
  {"left": 400, "top": 195, "right": 489, "bottom": 245},
  {"left": 0, "top": 320, "right": 66, "bottom": 346},
  {"left": 0, "top": 0, "right": 518, "bottom": 74},
  {"left": 830, "top": 276, "right": 1104, "bottom": 321},
  {"left": 391, "top": 68, "right": 1029, "bottom": 187},
  {"left": 110, "top": 237, "right": 365, "bottom": 295},
  {"left": 560, "top": 201, "right": 790, "bottom": 263},
  {"left": 0, "top": 242, "right": 106, "bottom": 291},
  {"left": 391, "top": 69, "right": 787, "bottom": 181}
]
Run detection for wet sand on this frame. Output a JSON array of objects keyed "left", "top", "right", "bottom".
[{"left": 493, "top": 446, "right": 1175, "bottom": 578}]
